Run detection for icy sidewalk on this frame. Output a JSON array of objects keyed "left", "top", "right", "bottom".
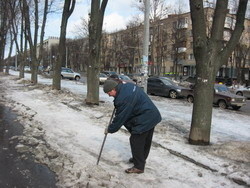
[{"left": 0, "top": 73, "right": 249, "bottom": 187}]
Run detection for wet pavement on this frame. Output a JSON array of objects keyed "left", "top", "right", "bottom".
[{"left": 0, "top": 104, "right": 57, "bottom": 188}]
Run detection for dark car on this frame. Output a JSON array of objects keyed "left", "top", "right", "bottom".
[
  {"left": 181, "top": 84, "right": 246, "bottom": 110},
  {"left": 147, "top": 77, "right": 185, "bottom": 99},
  {"left": 107, "top": 74, "right": 136, "bottom": 84},
  {"left": 101, "top": 71, "right": 117, "bottom": 77},
  {"left": 118, "top": 74, "right": 135, "bottom": 84}
]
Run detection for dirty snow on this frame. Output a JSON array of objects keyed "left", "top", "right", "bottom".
[{"left": 0, "top": 71, "right": 249, "bottom": 188}]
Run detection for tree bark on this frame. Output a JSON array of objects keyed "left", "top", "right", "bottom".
[
  {"left": 0, "top": 1, "right": 8, "bottom": 72},
  {"left": 52, "top": 0, "right": 75, "bottom": 90},
  {"left": 86, "top": 0, "right": 108, "bottom": 105},
  {"left": 189, "top": 0, "right": 248, "bottom": 145}
]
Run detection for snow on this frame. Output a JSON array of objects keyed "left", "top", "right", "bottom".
[{"left": 0, "top": 70, "right": 250, "bottom": 188}]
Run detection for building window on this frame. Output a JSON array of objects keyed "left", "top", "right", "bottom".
[{"left": 189, "top": 54, "right": 194, "bottom": 60}]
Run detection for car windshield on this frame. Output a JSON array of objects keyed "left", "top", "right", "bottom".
[{"left": 215, "top": 85, "right": 229, "bottom": 92}]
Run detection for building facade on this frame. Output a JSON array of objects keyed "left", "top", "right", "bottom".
[{"left": 102, "top": 7, "right": 250, "bottom": 83}]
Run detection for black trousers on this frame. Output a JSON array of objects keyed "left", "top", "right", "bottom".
[{"left": 129, "top": 128, "right": 154, "bottom": 170}]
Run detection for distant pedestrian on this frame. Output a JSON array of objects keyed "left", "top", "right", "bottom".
[{"left": 103, "top": 80, "right": 162, "bottom": 174}]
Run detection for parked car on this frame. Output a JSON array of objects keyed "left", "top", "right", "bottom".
[
  {"left": 24, "top": 66, "right": 31, "bottom": 72},
  {"left": 101, "top": 71, "right": 117, "bottom": 77},
  {"left": 178, "top": 76, "right": 196, "bottom": 88},
  {"left": 61, "top": 68, "right": 81, "bottom": 81},
  {"left": 38, "top": 66, "right": 45, "bottom": 72},
  {"left": 127, "top": 73, "right": 143, "bottom": 84},
  {"left": 181, "top": 84, "right": 246, "bottom": 110},
  {"left": 234, "top": 86, "right": 250, "bottom": 99},
  {"left": 99, "top": 73, "right": 108, "bottom": 84},
  {"left": 118, "top": 74, "right": 135, "bottom": 84},
  {"left": 107, "top": 74, "right": 136, "bottom": 84},
  {"left": 147, "top": 76, "right": 185, "bottom": 99}
]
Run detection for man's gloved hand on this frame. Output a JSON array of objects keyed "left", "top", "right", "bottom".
[{"left": 104, "top": 128, "right": 109, "bottom": 134}]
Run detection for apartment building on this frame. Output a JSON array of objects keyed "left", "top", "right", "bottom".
[{"left": 103, "top": 7, "right": 250, "bottom": 81}]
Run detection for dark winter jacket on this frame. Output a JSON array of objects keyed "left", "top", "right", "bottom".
[{"left": 108, "top": 82, "right": 162, "bottom": 134}]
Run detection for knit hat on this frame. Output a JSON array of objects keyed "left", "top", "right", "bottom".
[{"left": 103, "top": 80, "right": 118, "bottom": 93}]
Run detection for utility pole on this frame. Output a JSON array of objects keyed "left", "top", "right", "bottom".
[{"left": 142, "top": 0, "right": 150, "bottom": 92}]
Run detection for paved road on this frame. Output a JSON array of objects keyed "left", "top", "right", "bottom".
[{"left": 0, "top": 104, "right": 57, "bottom": 188}]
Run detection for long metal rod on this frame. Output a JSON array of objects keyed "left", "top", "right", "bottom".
[{"left": 96, "top": 108, "right": 116, "bottom": 165}]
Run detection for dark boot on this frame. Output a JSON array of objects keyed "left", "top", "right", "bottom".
[{"left": 125, "top": 167, "right": 144, "bottom": 174}]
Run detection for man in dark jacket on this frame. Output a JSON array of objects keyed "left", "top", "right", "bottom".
[{"left": 103, "top": 79, "right": 162, "bottom": 174}]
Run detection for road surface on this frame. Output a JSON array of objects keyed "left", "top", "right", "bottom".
[{"left": 0, "top": 103, "right": 57, "bottom": 188}]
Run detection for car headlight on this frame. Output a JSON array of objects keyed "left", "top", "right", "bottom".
[
  {"left": 177, "top": 89, "right": 181, "bottom": 92},
  {"left": 231, "top": 98, "right": 235, "bottom": 102},
  {"left": 243, "top": 98, "right": 246, "bottom": 102}
]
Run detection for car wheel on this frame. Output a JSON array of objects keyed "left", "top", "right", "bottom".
[
  {"left": 232, "top": 106, "right": 241, "bottom": 110},
  {"left": 187, "top": 96, "right": 194, "bottom": 103},
  {"left": 218, "top": 100, "right": 228, "bottom": 109},
  {"left": 169, "top": 90, "right": 177, "bottom": 99},
  {"left": 75, "top": 76, "right": 80, "bottom": 81},
  {"left": 236, "top": 91, "right": 243, "bottom": 96}
]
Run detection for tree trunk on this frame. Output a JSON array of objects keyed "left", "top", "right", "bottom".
[
  {"left": 0, "top": 0, "right": 8, "bottom": 72},
  {"left": 38, "top": 0, "right": 49, "bottom": 68},
  {"left": 86, "top": 0, "right": 108, "bottom": 105},
  {"left": 188, "top": 0, "right": 248, "bottom": 145},
  {"left": 53, "top": 0, "right": 75, "bottom": 90}
]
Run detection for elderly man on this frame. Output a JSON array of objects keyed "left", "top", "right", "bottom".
[{"left": 103, "top": 79, "right": 161, "bottom": 174}]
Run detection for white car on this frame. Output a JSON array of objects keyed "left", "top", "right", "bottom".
[
  {"left": 234, "top": 86, "right": 250, "bottom": 99},
  {"left": 61, "top": 68, "right": 81, "bottom": 81},
  {"left": 99, "top": 73, "right": 108, "bottom": 84},
  {"left": 24, "top": 66, "right": 31, "bottom": 72}
]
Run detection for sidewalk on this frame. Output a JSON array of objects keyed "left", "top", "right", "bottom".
[{"left": 0, "top": 72, "right": 249, "bottom": 187}]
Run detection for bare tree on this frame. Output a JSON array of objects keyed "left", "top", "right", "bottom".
[
  {"left": 134, "top": 0, "right": 169, "bottom": 19},
  {"left": 52, "top": 0, "right": 76, "bottom": 90},
  {"left": 66, "top": 38, "right": 88, "bottom": 72},
  {"left": 86, "top": 0, "right": 108, "bottom": 105},
  {"left": 75, "top": 17, "right": 89, "bottom": 38},
  {"left": 5, "top": 28, "right": 15, "bottom": 74},
  {"left": 38, "top": 0, "right": 49, "bottom": 69},
  {"left": 234, "top": 41, "right": 250, "bottom": 85},
  {"left": 21, "top": 0, "right": 51, "bottom": 84},
  {"left": 134, "top": 0, "right": 170, "bottom": 75},
  {"left": 0, "top": 1, "right": 9, "bottom": 72},
  {"left": 189, "top": 0, "right": 248, "bottom": 145}
]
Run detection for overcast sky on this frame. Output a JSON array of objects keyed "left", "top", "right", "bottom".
[{"left": 45, "top": 0, "right": 190, "bottom": 39}]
